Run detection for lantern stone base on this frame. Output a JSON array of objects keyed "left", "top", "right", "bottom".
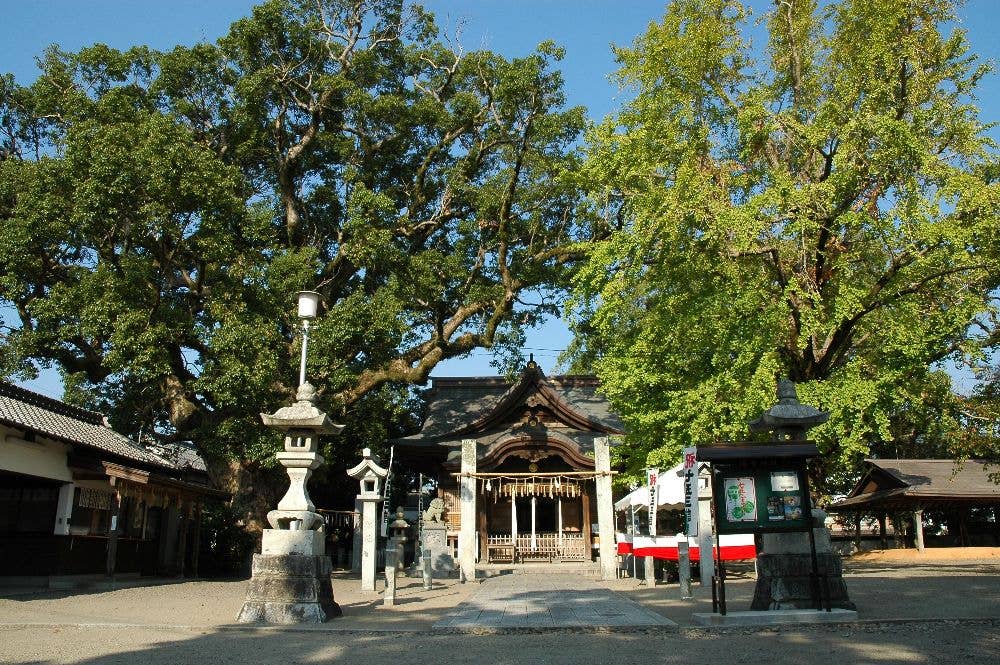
[
  {"left": 750, "top": 553, "right": 855, "bottom": 610},
  {"left": 236, "top": 553, "right": 341, "bottom": 623},
  {"left": 261, "top": 529, "right": 325, "bottom": 556}
]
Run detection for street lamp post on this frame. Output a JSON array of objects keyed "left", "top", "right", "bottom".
[
  {"left": 296, "top": 290, "right": 321, "bottom": 387},
  {"left": 236, "top": 289, "right": 345, "bottom": 624}
]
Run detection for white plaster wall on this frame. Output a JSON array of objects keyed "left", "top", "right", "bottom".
[{"left": 0, "top": 423, "right": 72, "bottom": 482}]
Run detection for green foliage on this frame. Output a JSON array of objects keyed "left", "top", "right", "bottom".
[
  {"left": 0, "top": 1, "right": 602, "bottom": 514},
  {"left": 571, "top": 0, "right": 1000, "bottom": 492}
]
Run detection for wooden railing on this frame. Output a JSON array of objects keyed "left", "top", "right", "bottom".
[{"left": 485, "top": 533, "right": 587, "bottom": 563}]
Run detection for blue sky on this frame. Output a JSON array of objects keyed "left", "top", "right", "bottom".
[{"left": 2, "top": 0, "right": 998, "bottom": 394}]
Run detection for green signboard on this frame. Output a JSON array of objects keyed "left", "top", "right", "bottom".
[{"left": 712, "top": 464, "right": 813, "bottom": 534}]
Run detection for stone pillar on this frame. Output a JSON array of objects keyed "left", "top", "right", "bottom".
[
  {"left": 697, "top": 475, "right": 715, "bottom": 587},
  {"left": 594, "top": 436, "right": 616, "bottom": 581},
  {"left": 459, "top": 438, "right": 477, "bottom": 581},
  {"left": 53, "top": 482, "right": 74, "bottom": 535},
  {"left": 351, "top": 497, "right": 363, "bottom": 572},
  {"left": 358, "top": 495, "right": 381, "bottom": 592},
  {"left": 913, "top": 509, "right": 925, "bottom": 552}
]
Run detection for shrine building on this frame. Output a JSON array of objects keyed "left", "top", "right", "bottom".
[{"left": 395, "top": 360, "right": 623, "bottom": 578}]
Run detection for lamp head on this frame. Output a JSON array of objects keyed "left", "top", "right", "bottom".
[{"left": 297, "top": 290, "right": 321, "bottom": 320}]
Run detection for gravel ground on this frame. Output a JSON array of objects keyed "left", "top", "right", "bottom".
[
  {"left": 2, "top": 621, "right": 998, "bottom": 664},
  {"left": 1, "top": 553, "right": 998, "bottom": 664}
]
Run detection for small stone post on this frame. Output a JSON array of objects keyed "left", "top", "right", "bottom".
[
  {"left": 422, "top": 548, "right": 433, "bottom": 590},
  {"left": 678, "top": 537, "right": 693, "bottom": 599},
  {"left": 383, "top": 549, "right": 398, "bottom": 607},
  {"left": 643, "top": 554, "right": 656, "bottom": 585},
  {"left": 594, "top": 436, "right": 617, "bottom": 581},
  {"left": 459, "top": 438, "right": 477, "bottom": 581},
  {"left": 348, "top": 448, "right": 388, "bottom": 594}
]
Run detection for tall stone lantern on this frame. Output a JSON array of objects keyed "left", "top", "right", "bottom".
[
  {"left": 347, "top": 448, "right": 387, "bottom": 593},
  {"left": 237, "top": 291, "right": 346, "bottom": 624}
]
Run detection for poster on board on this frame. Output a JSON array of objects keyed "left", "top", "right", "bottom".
[{"left": 723, "top": 477, "right": 757, "bottom": 522}]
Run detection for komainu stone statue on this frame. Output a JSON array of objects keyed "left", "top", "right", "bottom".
[{"left": 423, "top": 497, "right": 445, "bottom": 523}]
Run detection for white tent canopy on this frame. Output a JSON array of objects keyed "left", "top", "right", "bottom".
[{"left": 614, "top": 461, "right": 698, "bottom": 512}]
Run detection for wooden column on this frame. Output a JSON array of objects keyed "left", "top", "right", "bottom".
[
  {"left": 175, "top": 500, "right": 190, "bottom": 577},
  {"left": 191, "top": 504, "right": 203, "bottom": 578},
  {"left": 854, "top": 512, "right": 862, "bottom": 551},
  {"left": 511, "top": 493, "right": 518, "bottom": 557},
  {"left": 557, "top": 498, "right": 563, "bottom": 554},
  {"left": 477, "top": 502, "right": 488, "bottom": 565},
  {"left": 879, "top": 512, "right": 888, "bottom": 549},
  {"left": 106, "top": 481, "right": 122, "bottom": 579},
  {"left": 530, "top": 496, "right": 537, "bottom": 551},
  {"left": 581, "top": 488, "right": 592, "bottom": 557}
]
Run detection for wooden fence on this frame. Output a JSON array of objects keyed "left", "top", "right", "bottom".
[{"left": 485, "top": 532, "right": 587, "bottom": 563}]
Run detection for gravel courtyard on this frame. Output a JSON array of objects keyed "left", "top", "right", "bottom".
[{"left": 1, "top": 550, "right": 998, "bottom": 664}]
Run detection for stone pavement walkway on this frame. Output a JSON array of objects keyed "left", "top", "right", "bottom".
[{"left": 433, "top": 573, "right": 675, "bottom": 629}]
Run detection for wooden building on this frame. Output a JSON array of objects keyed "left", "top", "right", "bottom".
[
  {"left": 395, "top": 360, "right": 623, "bottom": 575},
  {"left": 0, "top": 381, "right": 227, "bottom": 582},
  {"left": 828, "top": 458, "right": 1000, "bottom": 550}
]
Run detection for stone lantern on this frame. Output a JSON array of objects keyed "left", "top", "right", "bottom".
[
  {"left": 748, "top": 379, "right": 855, "bottom": 612},
  {"left": 347, "top": 448, "right": 388, "bottom": 592},
  {"left": 388, "top": 507, "right": 409, "bottom": 565},
  {"left": 259, "top": 382, "right": 344, "bottom": 550},
  {"left": 236, "top": 383, "right": 345, "bottom": 623}
]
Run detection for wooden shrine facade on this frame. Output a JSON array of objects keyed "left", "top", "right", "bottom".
[
  {"left": 395, "top": 360, "right": 623, "bottom": 568},
  {"left": 0, "top": 381, "right": 228, "bottom": 581}
]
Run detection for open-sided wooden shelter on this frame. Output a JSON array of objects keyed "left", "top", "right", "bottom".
[{"left": 828, "top": 458, "right": 1000, "bottom": 549}]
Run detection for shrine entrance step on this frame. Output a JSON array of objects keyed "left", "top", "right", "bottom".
[
  {"left": 476, "top": 561, "right": 602, "bottom": 578},
  {"left": 434, "top": 572, "right": 675, "bottom": 629}
]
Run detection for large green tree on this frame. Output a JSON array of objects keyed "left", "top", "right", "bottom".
[
  {"left": 0, "top": 0, "right": 600, "bottom": 520},
  {"left": 571, "top": 0, "right": 1000, "bottom": 491}
]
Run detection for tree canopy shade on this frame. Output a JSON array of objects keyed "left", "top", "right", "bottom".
[
  {"left": 570, "top": 0, "right": 1000, "bottom": 491},
  {"left": 0, "top": 0, "right": 601, "bottom": 516}
]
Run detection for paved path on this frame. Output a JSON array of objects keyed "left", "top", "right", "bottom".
[{"left": 433, "top": 573, "right": 675, "bottom": 629}]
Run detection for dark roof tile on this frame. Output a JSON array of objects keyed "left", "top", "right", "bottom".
[{"left": 0, "top": 381, "right": 176, "bottom": 470}]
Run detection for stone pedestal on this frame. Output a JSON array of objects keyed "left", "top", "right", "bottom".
[
  {"left": 236, "top": 553, "right": 341, "bottom": 623},
  {"left": 751, "top": 552, "right": 854, "bottom": 610},
  {"left": 418, "top": 523, "right": 454, "bottom": 575},
  {"left": 751, "top": 513, "right": 854, "bottom": 610}
]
